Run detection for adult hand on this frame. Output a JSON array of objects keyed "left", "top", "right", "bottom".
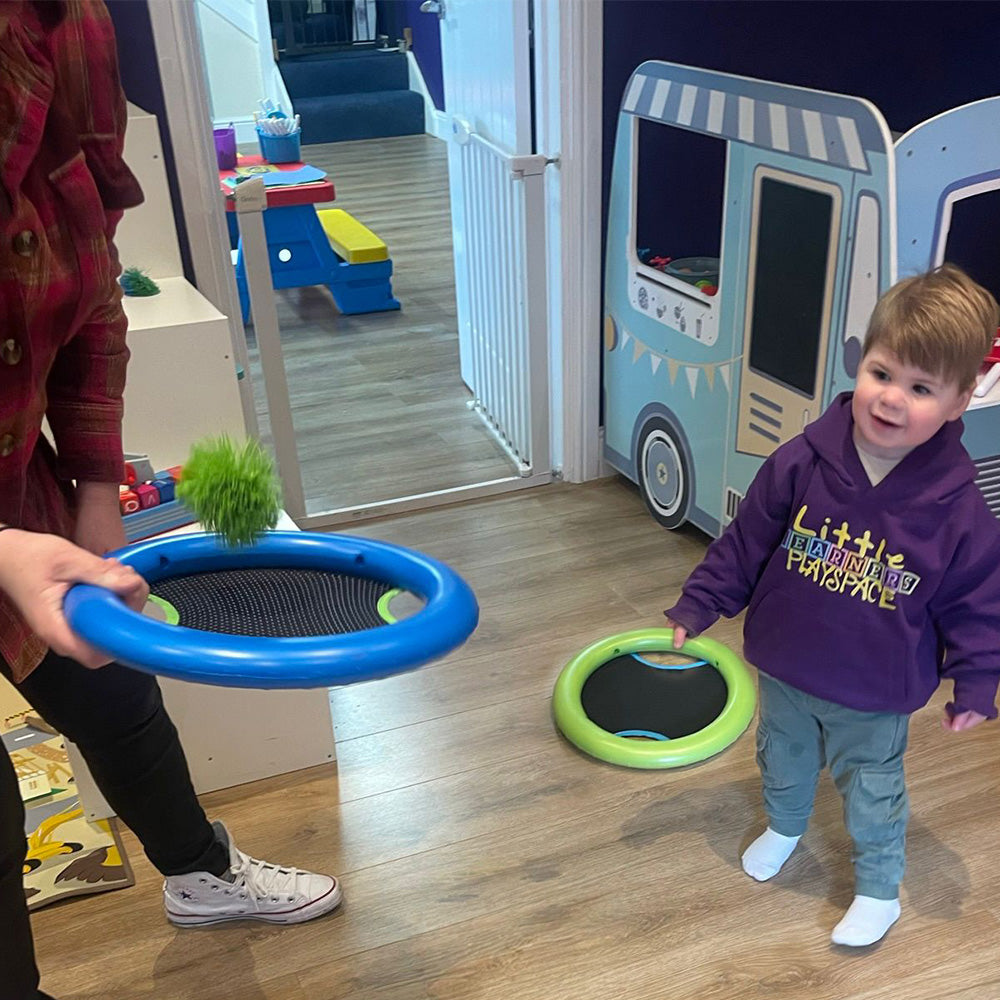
[
  {"left": 940, "top": 708, "right": 988, "bottom": 732},
  {"left": 0, "top": 528, "right": 148, "bottom": 668}
]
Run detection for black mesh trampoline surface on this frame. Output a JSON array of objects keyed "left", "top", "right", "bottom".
[
  {"left": 580, "top": 654, "right": 729, "bottom": 739},
  {"left": 150, "top": 568, "right": 393, "bottom": 637}
]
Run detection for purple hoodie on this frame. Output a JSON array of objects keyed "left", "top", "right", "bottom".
[{"left": 666, "top": 393, "right": 1000, "bottom": 719}]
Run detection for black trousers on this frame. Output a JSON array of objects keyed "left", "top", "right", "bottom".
[{"left": 1, "top": 652, "right": 229, "bottom": 1000}]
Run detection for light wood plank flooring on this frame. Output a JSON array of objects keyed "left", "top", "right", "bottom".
[
  {"left": 243, "top": 134, "right": 517, "bottom": 515},
  {"left": 32, "top": 478, "right": 1000, "bottom": 998}
]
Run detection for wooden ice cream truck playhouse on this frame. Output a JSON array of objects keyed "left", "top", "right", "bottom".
[{"left": 603, "top": 61, "right": 1000, "bottom": 536}]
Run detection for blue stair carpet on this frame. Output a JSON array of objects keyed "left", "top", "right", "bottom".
[{"left": 282, "top": 50, "right": 424, "bottom": 144}]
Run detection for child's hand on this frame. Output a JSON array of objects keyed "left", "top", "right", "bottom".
[
  {"left": 0, "top": 528, "right": 148, "bottom": 669},
  {"left": 940, "top": 707, "right": 988, "bottom": 732},
  {"left": 664, "top": 619, "right": 688, "bottom": 649}
]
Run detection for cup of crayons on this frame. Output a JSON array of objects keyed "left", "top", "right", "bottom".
[{"left": 254, "top": 100, "right": 302, "bottom": 164}]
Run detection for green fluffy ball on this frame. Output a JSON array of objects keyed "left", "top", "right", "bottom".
[
  {"left": 177, "top": 436, "right": 281, "bottom": 547},
  {"left": 119, "top": 266, "right": 160, "bottom": 296}
]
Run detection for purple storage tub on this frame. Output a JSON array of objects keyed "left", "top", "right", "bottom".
[{"left": 213, "top": 125, "right": 237, "bottom": 170}]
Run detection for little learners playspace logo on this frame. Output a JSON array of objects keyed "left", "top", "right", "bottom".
[{"left": 780, "top": 504, "right": 921, "bottom": 610}]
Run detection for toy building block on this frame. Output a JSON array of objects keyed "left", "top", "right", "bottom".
[
  {"left": 135, "top": 483, "right": 161, "bottom": 510},
  {"left": 152, "top": 475, "right": 176, "bottom": 502},
  {"left": 317, "top": 208, "right": 388, "bottom": 264},
  {"left": 166, "top": 465, "right": 183, "bottom": 482},
  {"left": 119, "top": 488, "right": 140, "bottom": 515}
]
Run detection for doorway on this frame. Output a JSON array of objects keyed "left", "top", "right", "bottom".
[
  {"left": 193, "top": 0, "right": 552, "bottom": 523},
  {"left": 144, "top": 0, "right": 603, "bottom": 524},
  {"left": 245, "top": 131, "right": 518, "bottom": 514}
]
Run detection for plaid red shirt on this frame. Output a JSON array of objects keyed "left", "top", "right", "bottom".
[{"left": 0, "top": 0, "right": 143, "bottom": 680}]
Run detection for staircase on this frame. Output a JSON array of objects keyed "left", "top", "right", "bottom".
[{"left": 280, "top": 49, "right": 425, "bottom": 144}]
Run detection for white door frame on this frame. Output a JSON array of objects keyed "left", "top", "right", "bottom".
[
  {"left": 146, "top": 0, "right": 259, "bottom": 439},
  {"left": 534, "top": 0, "right": 603, "bottom": 483},
  {"left": 149, "top": 0, "right": 604, "bottom": 498}
]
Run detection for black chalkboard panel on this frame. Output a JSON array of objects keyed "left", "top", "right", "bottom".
[
  {"left": 748, "top": 178, "right": 834, "bottom": 397},
  {"left": 943, "top": 187, "right": 1000, "bottom": 305},
  {"left": 634, "top": 117, "right": 726, "bottom": 265}
]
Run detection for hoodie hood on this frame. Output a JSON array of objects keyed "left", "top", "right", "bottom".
[{"left": 802, "top": 392, "right": 976, "bottom": 505}]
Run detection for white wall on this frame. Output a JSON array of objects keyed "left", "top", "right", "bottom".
[
  {"left": 196, "top": 1, "right": 265, "bottom": 126},
  {"left": 195, "top": 0, "right": 291, "bottom": 145},
  {"left": 118, "top": 104, "right": 185, "bottom": 279},
  {"left": 438, "top": 0, "right": 532, "bottom": 155}
]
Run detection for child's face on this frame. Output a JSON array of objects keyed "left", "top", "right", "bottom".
[{"left": 852, "top": 347, "right": 972, "bottom": 460}]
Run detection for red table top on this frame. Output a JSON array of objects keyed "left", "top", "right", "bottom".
[{"left": 220, "top": 154, "right": 335, "bottom": 210}]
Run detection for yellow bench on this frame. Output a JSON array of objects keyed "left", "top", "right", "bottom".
[{"left": 317, "top": 208, "right": 388, "bottom": 264}]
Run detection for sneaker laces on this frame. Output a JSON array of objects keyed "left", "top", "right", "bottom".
[{"left": 231, "top": 849, "right": 312, "bottom": 906}]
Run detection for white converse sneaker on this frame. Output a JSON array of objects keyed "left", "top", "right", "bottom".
[{"left": 164, "top": 821, "right": 342, "bottom": 927}]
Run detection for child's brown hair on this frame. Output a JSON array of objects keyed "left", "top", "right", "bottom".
[{"left": 864, "top": 263, "right": 999, "bottom": 390}]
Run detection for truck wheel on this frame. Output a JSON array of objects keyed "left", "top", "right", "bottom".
[{"left": 636, "top": 417, "right": 692, "bottom": 529}]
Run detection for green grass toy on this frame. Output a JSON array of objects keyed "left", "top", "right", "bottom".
[
  {"left": 119, "top": 267, "right": 160, "bottom": 296},
  {"left": 177, "top": 436, "right": 281, "bottom": 547}
]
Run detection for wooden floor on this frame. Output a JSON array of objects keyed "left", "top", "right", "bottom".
[
  {"left": 244, "top": 134, "right": 516, "bottom": 516},
  {"left": 32, "top": 478, "right": 1000, "bottom": 999}
]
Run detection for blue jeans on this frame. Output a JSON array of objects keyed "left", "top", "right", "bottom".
[{"left": 756, "top": 672, "right": 909, "bottom": 900}]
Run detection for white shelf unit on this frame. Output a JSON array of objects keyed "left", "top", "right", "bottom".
[
  {"left": 121, "top": 276, "right": 246, "bottom": 471},
  {"left": 118, "top": 103, "right": 247, "bottom": 471}
]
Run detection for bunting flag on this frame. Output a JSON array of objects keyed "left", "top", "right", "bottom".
[{"left": 615, "top": 324, "right": 741, "bottom": 400}]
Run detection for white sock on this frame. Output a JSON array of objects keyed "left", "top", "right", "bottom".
[
  {"left": 831, "top": 895, "right": 901, "bottom": 946},
  {"left": 740, "top": 827, "right": 801, "bottom": 881}
]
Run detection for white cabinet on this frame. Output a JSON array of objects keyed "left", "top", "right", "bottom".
[{"left": 121, "top": 277, "right": 245, "bottom": 470}]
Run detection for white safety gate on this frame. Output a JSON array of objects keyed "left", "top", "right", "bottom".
[{"left": 450, "top": 122, "right": 550, "bottom": 474}]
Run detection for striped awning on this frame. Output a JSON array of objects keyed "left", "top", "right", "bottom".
[{"left": 622, "top": 62, "right": 888, "bottom": 174}]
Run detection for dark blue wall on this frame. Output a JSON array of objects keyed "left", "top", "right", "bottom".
[
  {"left": 603, "top": 0, "right": 1000, "bottom": 269},
  {"left": 376, "top": 0, "right": 444, "bottom": 109},
  {"left": 405, "top": 0, "right": 444, "bottom": 110}
]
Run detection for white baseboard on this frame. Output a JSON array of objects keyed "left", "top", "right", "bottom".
[
  {"left": 407, "top": 50, "right": 448, "bottom": 139},
  {"left": 429, "top": 109, "right": 449, "bottom": 141}
]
